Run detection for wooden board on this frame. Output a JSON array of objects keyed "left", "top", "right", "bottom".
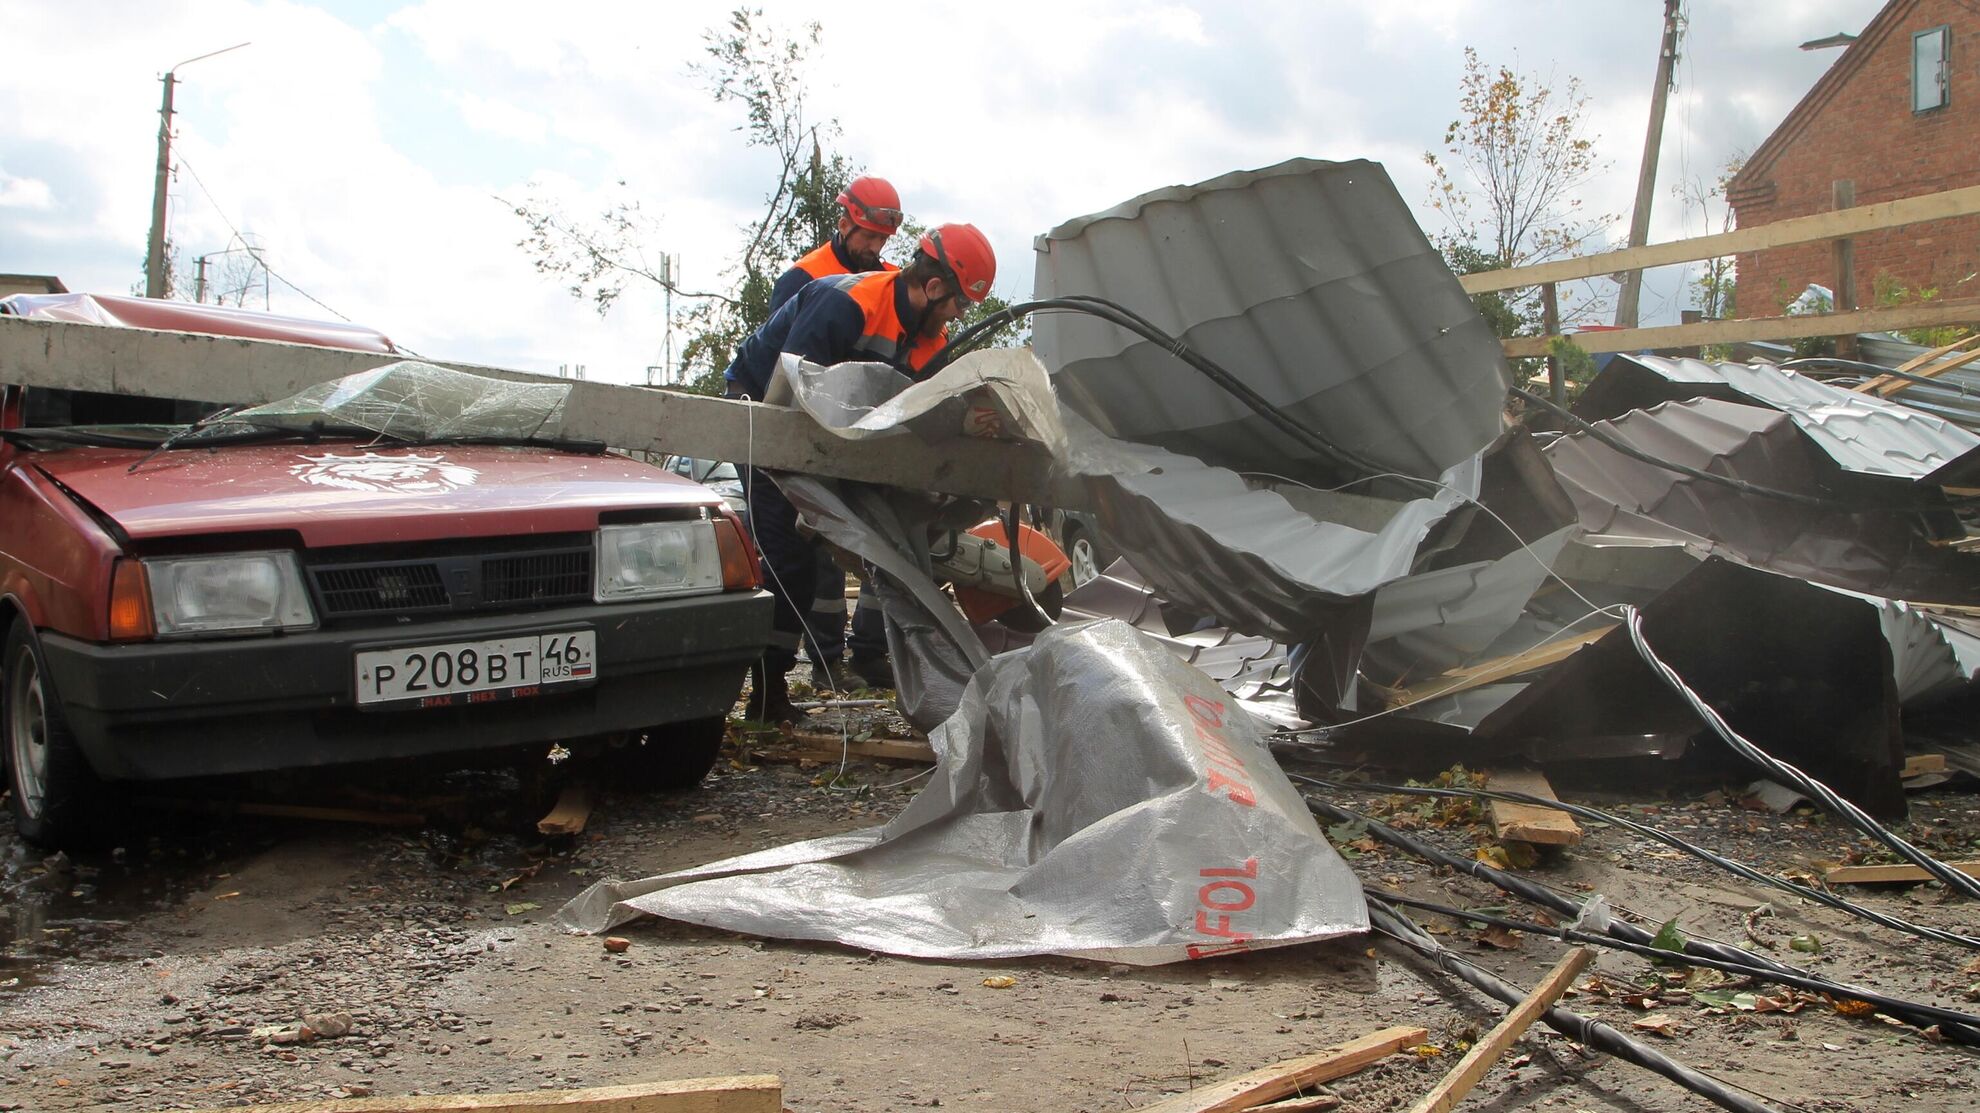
[
  {"left": 1136, "top": 1026, "right": 1427, "bottom": 1113},
  {"left": 1902, "top": 754, "right": 1949, "bottom": 778},
  {"left": 1459, "top": 184, "right": 1980, "bottom": 294},
  {"left": 536, "top": 785, "right": 593, "bottom": 836},
  {"left": 1386, "top": 626, "right": 1615, "bottom": 707},
  {"left": 1500, "top": 298, "right": 1980, "bottom": 358},
  {"left": 1856, "top": 334, "right": 1980, "bottom": 395},
  {"left": 181, "top": 1077, "right": 783, "bottom": 1113},
  {"left": 1486, "top": 769, "right": 1583, "bottom": 847},
  {"left": 788, "top": 731, "right": 937, "bottom": 764},
  {"left": 0, "top": 318, "right": 1075, "bottom": 508},
  {"left": 1407, "top": 948, "right": 1593, "bottom": 1113},
  {"left": 1823, "top": 860, "right": 1980, "bottom": 884}
]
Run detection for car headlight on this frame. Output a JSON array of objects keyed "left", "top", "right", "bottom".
[
  {"left": 144, "top": 551, "right": 316, "bottom": 636},
  {"left": 595, "top": 522, "right": 724, "bottom": 601}
]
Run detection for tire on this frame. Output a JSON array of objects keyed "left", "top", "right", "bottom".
[
  {"left": 613, "top": 715, "right": 729, "bottom": 791},
  {"left": 3, "top": 621, "right": 117, "bottom": 849},
  {"left": 1062, "top": 525, "right": 1102, "bottom": 589}
]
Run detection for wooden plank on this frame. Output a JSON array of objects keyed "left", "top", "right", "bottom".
[
  {"left": 1856, "top": 333, "right": 1980, "bottom": 394},
  {"left": 1248, "top": 1097, "right": 1341, "bottom": 1112},
  {"left": 536, "top": 785, "right": 593, "bottom": 836},
  {"left": 1136, "top": 1026, "right": 1427, "bottom": 1113},
  {"left": 1486, "top": 769, "right": 1584, "bottom": 847},
  {"left": 182, "top": 1077, "right": 783, "bottom": 1113},
  {"left": 1871, "top": 345, "right": 1980, "bottom": 397},
  {"left": 788, "top": 730, "right": 937, "bottom": 764},
  {"left": 1459, "top": 184, "right": 1980, "bottom": 294},
  {"left": 1406, "top": 948, "right": 1593, "bottom": 1113},
  {"left": 1500, "top": 298, "right": 1980, "bottom": 359},
  {"left": 1902, "top": 754, "right": 1948, "bottom": 778},
  {"left": 1823, "top": 860, "right": 1980, "bottom": 885},
  {"left": 1387, "top": 626, "right": 1615, "bottom": 707},
  {"left": 0, "top": 317, "right": 1076, "bottom": 508}
]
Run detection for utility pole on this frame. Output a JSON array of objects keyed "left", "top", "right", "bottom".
[
  {"left": 661, "top": 254, "right": 678, "bottom": 385},
  {"left": 143, "top": 42, "right": 251, "bottom": 300},
  {"left": 1613, "top": 0, "right": 1683, "bottom": 329},
  {"left": 194, "top": 254, "right": 208, "bottom": 303}
]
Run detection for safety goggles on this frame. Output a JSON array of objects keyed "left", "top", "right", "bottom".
[{"left": 846, "top": 194, "right": 904, "bottom": 233}]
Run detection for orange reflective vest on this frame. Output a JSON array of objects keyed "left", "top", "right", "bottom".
[
  {"left": 792, "top": 241, "right": 898, "bottom": 282},
  {"left": 816, "top": 271, "right": 946, "bottom": 375}
]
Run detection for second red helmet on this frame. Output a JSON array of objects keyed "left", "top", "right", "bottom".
[
  {"left": 836, "top": 176, "right": 903, "bottom": 235},
  {"left": 919, "top": 223, "right": 996, "bottom": 304}
]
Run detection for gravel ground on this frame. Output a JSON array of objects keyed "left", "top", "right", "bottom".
[{"left": 3, "top": 703, "right": 1979, "bottom": 1112}]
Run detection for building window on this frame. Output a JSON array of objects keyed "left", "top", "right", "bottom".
[{"left": 1913, "top": 26, "right": 1950, "bottom": 112}]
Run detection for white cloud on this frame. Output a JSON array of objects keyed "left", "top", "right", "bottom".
[
  {"left": 444, "top": 90, "right": 549, "bottom": 144},
  {"left": 0, "top": 171, "right": 53, "bottom": 210}
]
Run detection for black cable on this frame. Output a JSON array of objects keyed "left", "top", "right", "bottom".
[
  {"left": 1624, "top": 609, "right": 1980, "bottom": 901},
  {"left": 1295, "top": 775, "right": 1980, "bottom": 950},
  {"left": 1367, "top": 899, "right": 1786, "bottom": 1113},
  {"left": 1369, "top": 890, "right": 1980, "bottom": 1040},
  {"left": 1304, "top": 794, "right": 1976, "bottom": 1037}
]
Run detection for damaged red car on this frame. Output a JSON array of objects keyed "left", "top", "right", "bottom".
[{"left": 0, "top": 295, "right": 771, "bottom": 849}]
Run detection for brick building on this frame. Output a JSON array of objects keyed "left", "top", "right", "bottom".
[{"left": 1727, "top": 0, "right": 1978, "bottom": 317}]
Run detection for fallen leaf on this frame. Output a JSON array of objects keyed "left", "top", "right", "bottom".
[
  {"left": 981, "top": 976, "right": 1017, "bottom": 989},
  {"left": 1407, "top": 1044, "right": 1444, "bottom": 1058},
  {"left": 1788, "top": 934, "right": 1822, "bottom": 954},
  {"left": 1477, "top": 924, "right": 1523, "bottom": 950},
  {"left": 1631, "top": 1014, "right": 1681, "bottom": 1038},
  {"left": 504, "top": 902, "right": 540, "bottom": 917},
  {"left": 1828, "top": 996, "right": 1876, "bottom": 1017},
  {"left": 1649, "top": 918, "right": 1686, "bottom": 959}
]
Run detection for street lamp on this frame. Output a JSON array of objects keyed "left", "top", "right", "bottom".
[{"left": 144, "top": 42, "right": 250, "bottom": 299}]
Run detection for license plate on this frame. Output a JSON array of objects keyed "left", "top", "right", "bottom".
[{"left": 355, "top": 630, "right": 596, "bottom": 709}]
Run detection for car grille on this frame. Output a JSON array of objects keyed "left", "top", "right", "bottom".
[{"left": 308, "top": 540, "right": 595, "bottom": 621}]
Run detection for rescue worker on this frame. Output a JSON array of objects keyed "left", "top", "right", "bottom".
[
  {"left": 764, "top": 177, "right": 904, "bottom": 690},
  {"left": 724, "top": 223, "right": 997, "bottom": 723},
  {"left": 767, "top": 175, "right": 903, "bottom": 314}
]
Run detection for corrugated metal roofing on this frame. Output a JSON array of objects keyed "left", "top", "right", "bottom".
[
  {"left": 1032, "top": 157, "right": 1509, "bottom": 483},
  {"left": 1856, "top": 334, "right": 1980, "bottom": 432},
  {"left": 1543, "top": 397, "right": 1980, "bottom": 604},
  {"left": 1597, "top": 354, "right": 1980, "bottom": 483}
]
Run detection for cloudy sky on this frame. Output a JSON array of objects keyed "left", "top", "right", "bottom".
[{"left": 2, "top": 0, "right": 1884, "bottom": 383}]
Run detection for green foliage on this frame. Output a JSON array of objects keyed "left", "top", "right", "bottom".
[
  {"left": 1442, "top": 242, "right": 1526, "bottom": 339},
  {"left": 1675, "top": 154, "right": 1743, "bottom": 327},
  {"left": 1649, "top": 917, "right": 1687, "bottom": 961},
  {"left": 1545, "top": 335, "right": 1598, "bottom": 395},
  {"left": 1425, "top": 47, "right": 1617, "bottom": 325},
  {"left": 1872, "top": 272, "right": 1976, "bottom": 348}
]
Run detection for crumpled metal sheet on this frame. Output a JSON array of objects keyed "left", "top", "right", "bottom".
[
  {"left": 559, "top": 619, "right": 1367, "bottom": 964},
  {"left": 212, "top": 361, "right": 570, "bottom": 443},
  {"left": 770, "top": 348, "right": 1068, "bottom": 459},
  {"left": 1544, "top": 397, "right": 1980, "bottom": 604},
  {"left": 1032, "top": 157, "right": 1510, "bottom": 482},
  {"left": 1574, "top": 354, "right": 1980, "bottom": 484},
  {"left": 976, "top": 561, "right": 1304, "bottom": 728},
  {"left": 1812, "top": 584, "right": 1980, "bottom": 705}
]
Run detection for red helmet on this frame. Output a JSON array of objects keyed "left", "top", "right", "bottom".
[
  {"left": 920, "top": 223, "right": 996, "bottom": 305},
  {"left": 836, "top": 176, "right": 903, "bottom": 234}
]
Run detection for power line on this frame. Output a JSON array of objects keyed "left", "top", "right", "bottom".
[{"left": 174, "top": 154, "right": 356, "bottom": 323}]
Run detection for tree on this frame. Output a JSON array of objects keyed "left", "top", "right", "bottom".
[
  {"left": 1675, "top": 154, "right": 1743, "bottom": 326},
  {"left": 508, "top": 7, "right": 854, "bottom": 394},
  {"left": 1424, "top": 48, "right": 1617, "bottom": 333}
]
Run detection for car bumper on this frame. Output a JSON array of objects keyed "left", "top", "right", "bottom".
[{"left": 39, "top": 591, "right": 773, "bottom": 780}]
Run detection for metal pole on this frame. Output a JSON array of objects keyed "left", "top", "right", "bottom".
[
  {"left": 144, "top": 73, "right": 177, "bottom": 299},
  {"left": 194, "top": 254, "right": 207, "bottom": 303},
  {"left": 1542, "top": 282, "right": 1564, "bottom": 403},
  {"left": 1832, "top": 180, "right": 1858, "bottom": 360},
  {"left": 1613, "top": 0, "right": 1683, "bottom": 328}
]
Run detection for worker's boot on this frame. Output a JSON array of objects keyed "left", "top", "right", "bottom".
[
  {"left": 746, "top": 661, "right": 802, "bottom": 725},
  {"left": 845, "top": 652, "right": 897, "bottom": 692}
]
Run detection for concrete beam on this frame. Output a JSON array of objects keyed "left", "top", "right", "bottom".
[{"left": 0, "top": 316, "right": 1071, "bottom": 506}]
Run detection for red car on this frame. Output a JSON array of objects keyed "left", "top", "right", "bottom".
[{"left": 0, "top": 295, "right": 771, "bottom": 849}]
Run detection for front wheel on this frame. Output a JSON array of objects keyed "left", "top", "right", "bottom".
[
  {"left": 4, "top": 621, "right": 116, "bottom": 849},
  {"left": 612, "top": 715, "right": 729, "bottom": 791}
]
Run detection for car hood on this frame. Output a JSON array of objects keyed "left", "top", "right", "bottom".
[{"left": 32, "top": 442, "right": 718, "bottom": 548}]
